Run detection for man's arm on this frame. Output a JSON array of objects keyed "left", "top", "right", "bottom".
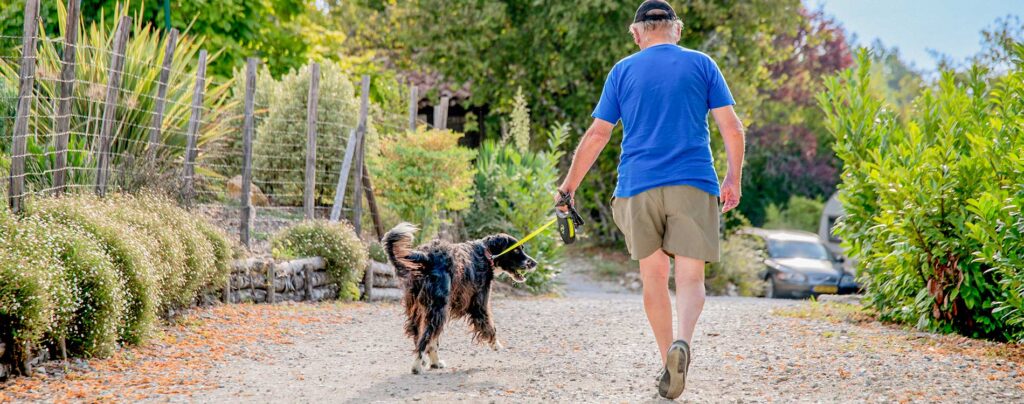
[
  {"left": 557, "top": 119, "right": 615, "bottom": 198},
  {"left": 711, "top": 105, "right": 745, "bottom": 213}
]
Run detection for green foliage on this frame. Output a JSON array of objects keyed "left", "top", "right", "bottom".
[
  {"left": 43, "top": 219, "right": 125, "bottom": 357},
  {"left": 27, "top": 196, "right": 159, "bottom": 344},
  {"left": 271, "top": 220, "right": 369, "bottom": 301},
  {"left": 253, "top": 62, "right": 360, "bottom": 206},
  {"left": 464, "top": 123, "right": 569, "bottom": 292},
  {"left": 1, "top": 192, "right": 233, "bottom": 367},
  {"left": 367, "top": 241, "right": 388, "bottom": 263},
  {"left": 400, "top": 0, "right": 803, "bottom": 242},
  {"left": 0, "top": 213, "right": 62, "bottom": 368},
  {"left": 705, "top": 235, "right": 765, "bottom": 297},
  {"left": 0, "top": 2, "right": 236, "bottom": 194},
  {"left": 763, "top": 196, "right": 824, "bottom": 233},
  {"left": 370, "top": 127, "right": 476, "bottom": 238},
  {"left": 1, "top": 0, "right": 319, "bottom": 78},
  {"left": 820, "top": 49, "right": 1024, "bottom": 341},
  {"left": 505, "top": 87, "right": 531, "bottom": 152}
]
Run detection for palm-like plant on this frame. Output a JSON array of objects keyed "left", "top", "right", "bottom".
[{"left": 0, "top": 1, "right": 236, "bottom": 194}]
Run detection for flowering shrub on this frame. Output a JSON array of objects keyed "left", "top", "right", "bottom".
[
  {"left": 0, "top": 193, "right": 235, "bottom": 371},
  {"left": 272, "top": 220, "right": 368, "bottom": 301}
]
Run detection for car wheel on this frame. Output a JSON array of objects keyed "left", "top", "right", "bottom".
[{"left": 765, "top": 275, "right": 777, "bottom": 299}]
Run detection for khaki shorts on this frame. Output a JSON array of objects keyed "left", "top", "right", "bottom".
[{"left": 611, "top": 185, "right": 721, "bottom": 262}]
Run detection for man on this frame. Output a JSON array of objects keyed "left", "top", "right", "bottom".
[{"left": 556, "top": 0, "right": 745, "bottom": 399}]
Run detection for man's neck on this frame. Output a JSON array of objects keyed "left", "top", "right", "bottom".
[{"left": 639, "top": 38, "right": 675, "bottom": 50}]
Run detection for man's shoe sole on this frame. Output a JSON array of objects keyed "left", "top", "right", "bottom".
[{"left": 661, "top": 343, "right": 688, "bottom": 399}]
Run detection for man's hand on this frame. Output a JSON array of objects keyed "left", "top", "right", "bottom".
[
  {"left": 711, "top": 106, "right": 745, "bottom": 214},
  {"left": 554, "top": 188, "right": 573, "bottom": 213},
  {"left": 554, "top": 119, "right": 613, "bottom": 214},
  {"left": 720, "top": 174, "right": 741, "bottom": 213}
]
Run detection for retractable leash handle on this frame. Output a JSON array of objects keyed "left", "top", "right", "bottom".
[{"left": 555, "top": 191, "right": 584, "bottom": 244}]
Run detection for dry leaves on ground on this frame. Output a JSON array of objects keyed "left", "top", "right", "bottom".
[{"left": 0, "top": 302, "right": 356, "bottom": 402}]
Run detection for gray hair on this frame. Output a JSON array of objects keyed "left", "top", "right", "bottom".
[{"left": 629, "top": 18, "right": 683, "bottom": 42}]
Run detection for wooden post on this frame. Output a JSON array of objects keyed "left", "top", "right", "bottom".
[
  {"left": 222, "top": 276, "right": 231, "bottom": 304},
  {"left": 438, "top": 96, "right": 450, "bottom": 130},
  {"left": 363, "top": 262, "right": 374, "bottom": 301},
  {"left": 239, "top": 57, "right": 258, "bottom": 248},
  {"left": 303, "top": 63, "right": 320, "bottom": 220},
  {"left": 329, "top": 128, "right": 358, "bottom": 223},
  {"left": 147, "top": 28, "right": 178, "bottom": 163},
  {"left": 8, "top": 0, "right": 39, "bottom": 213},
  {"left": 362, "top": 169, "right": 384, "bottom": 239},
  {"left": 329, "top": 75, "right": 370, "bottom": 223},
  {"left": 407, "top": 83, "right": 418, "bottom": 132},
  {"left": 52, "top": 0, "right": 81, "bottom": 196},
  {"left": 181, "top": 50, "right": 208, "bottom": 207},
  {"left": 351, "top": 75, "right": 370, "bottom": 236},
  {"left": 94, "top": 15, "right": 131, "bottom": 197},
  {"left": 304, "top": 264, "right": 314, "bottom": 301},
  {"left": 265, "top": 262, "right": 275, "bottom": 304}
]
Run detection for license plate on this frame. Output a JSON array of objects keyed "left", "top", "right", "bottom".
[{"left": 813, "top": 285, "right": 838, "bottom": 294}]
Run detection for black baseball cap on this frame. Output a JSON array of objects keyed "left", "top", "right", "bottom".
[{"left": 634, "top": 0, "right": 678, "bottom": 23}]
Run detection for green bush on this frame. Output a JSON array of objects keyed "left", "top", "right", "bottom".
[
  {"left": 367, "top": 241, "right": 388, "bottom": 263},
  {"left": 254, "top": 62, "right": 360, "bottom": 206},
  {"left": 27, "top": 196, "right": 159, "bottom": 344},
  {"left": 763, "top": 196, "right": 824, "bottom": 233},
  {"left": 370, "top": 126, "right": 476, "bottom": 238},
  {"left": 704, "top": 235, "right": 766, "bottom": 297},
  {"left": 272, "top": 221, "right": 368, "bottom": 301},
  {"left": 0, "top": 193, "right": 235, "bottom": 371},
  {"left": 821, "top": 49, "right": 1024, "bottom": 341},
  {"left": 0, "top": 214, "right": 60, "bottom": 369},
  {"left": 464, "top": 121, "right": 568, "bottom": 293},
  {"left": 42, "top": 219, "right": 125, "bottom": 357}
]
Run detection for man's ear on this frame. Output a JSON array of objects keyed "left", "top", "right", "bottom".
[{"left": 631, "top": 26, "right": 641, "bottom": 46}]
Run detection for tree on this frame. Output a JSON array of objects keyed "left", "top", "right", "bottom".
[
  {"left": 1, "top": 0, "right": 316, "bottom": 78},
  {"left": 740, "top": 8, "right": 853, "bottom": 225},
  {"left": 397, "top": 0, "right": 803, "bottom": 241}
]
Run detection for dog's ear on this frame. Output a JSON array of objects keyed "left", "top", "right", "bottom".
[{"left": 483, "top": 234, "right": 515, "bottom": 254}]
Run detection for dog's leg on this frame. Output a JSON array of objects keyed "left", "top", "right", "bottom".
[
  {"left": 427, "top": 339, "right": 446, "bottom": 369},
  {"left": 413, "top": 275, "right": 450, "bottom": 374},
  {"left": 466, "top": 290, "right": 499, "bottom": 349}
]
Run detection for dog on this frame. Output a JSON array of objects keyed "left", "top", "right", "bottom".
[{"left": 382, "top": 222, "right": 537, "bottom": 374}]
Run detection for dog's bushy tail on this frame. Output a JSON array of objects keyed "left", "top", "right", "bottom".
[{"left": 383, "top": 222, "right": 422, "bottom": 278}]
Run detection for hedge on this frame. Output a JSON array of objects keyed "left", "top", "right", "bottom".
[
  {"left": 271, "top": 220, "right": 368, "bottom": 301},
  {"left": 0, "top": 193, "right": 234, "bottom": 372}
]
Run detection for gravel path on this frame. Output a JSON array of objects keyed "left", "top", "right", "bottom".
[
  {"left": 188, "top": 260, "right": 1023, "bottom": 403},
  {"left": 5, "top": 258, "right": 1022, "bottom": 402}
]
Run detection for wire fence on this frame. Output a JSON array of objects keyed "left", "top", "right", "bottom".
[{"left": 1, "top": 5, "right": 450, "bottom": 254}]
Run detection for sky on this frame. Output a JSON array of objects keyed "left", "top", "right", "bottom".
[{"left": 813, "top": 0, "right": 1024, "bottom": 72}]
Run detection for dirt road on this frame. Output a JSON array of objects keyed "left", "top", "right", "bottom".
[
  {"left": 4, "top": 258, "right": 1023, "bottom": 403},
  {"left": 194, "top": 260, "right": 1023, "bottom": 403}
]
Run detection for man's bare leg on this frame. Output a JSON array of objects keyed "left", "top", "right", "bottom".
[
  {"left": 639, "top": 249, "right": 673, "bottom": 364},
  {"left": 673, "top": 256, "right": 706, "bottom": 344}
]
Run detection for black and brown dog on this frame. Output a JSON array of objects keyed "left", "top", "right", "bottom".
[{"left": 383, "top": 222, "right": 537, "bottom": 374}]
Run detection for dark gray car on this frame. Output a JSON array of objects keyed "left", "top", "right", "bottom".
[{"left": 740, "top": 229, "right": 858, "bottom": 299}]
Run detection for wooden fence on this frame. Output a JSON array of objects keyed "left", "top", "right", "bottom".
[{"left": 3, "top": 0, "right": 457, "bottom": 301}]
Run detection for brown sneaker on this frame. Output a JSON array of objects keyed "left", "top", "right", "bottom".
[{"left": 658, "top": 340, "right": 690, "bottom": 399}]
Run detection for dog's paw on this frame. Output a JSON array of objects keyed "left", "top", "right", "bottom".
[
  {"left": 491, "top": 340, "right": 504, "bottom": 351},
  {"left": 430, "top": 360, "right": 446, "bottom": 369}
]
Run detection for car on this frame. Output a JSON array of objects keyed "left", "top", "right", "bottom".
[{"left": 738, "top": 228, "right": 860, "bottom": 299}]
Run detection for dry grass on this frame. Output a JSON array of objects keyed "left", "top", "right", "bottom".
[{"left": 0, "top": 302, "right": 357, "bottom": 402}]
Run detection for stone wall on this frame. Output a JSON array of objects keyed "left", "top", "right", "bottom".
[{"left": 202, "top": 257, "right": 401, "bottom": 304}]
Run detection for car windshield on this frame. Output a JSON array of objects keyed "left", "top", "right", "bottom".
[{"left": 767, "top": 239, "right": 830, "bottom": 260}]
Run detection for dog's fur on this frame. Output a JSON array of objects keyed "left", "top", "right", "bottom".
[{"left": 382, "top": 222, "right": 537, "bottom": 374}]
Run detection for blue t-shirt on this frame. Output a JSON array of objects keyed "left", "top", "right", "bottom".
[{"left": 592, "top": 44, "right": 735, "bottom": 198}]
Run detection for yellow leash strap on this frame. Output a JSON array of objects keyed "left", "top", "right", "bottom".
[{"left": 493, "top": 217, "right": 557, "bottom": 258}]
